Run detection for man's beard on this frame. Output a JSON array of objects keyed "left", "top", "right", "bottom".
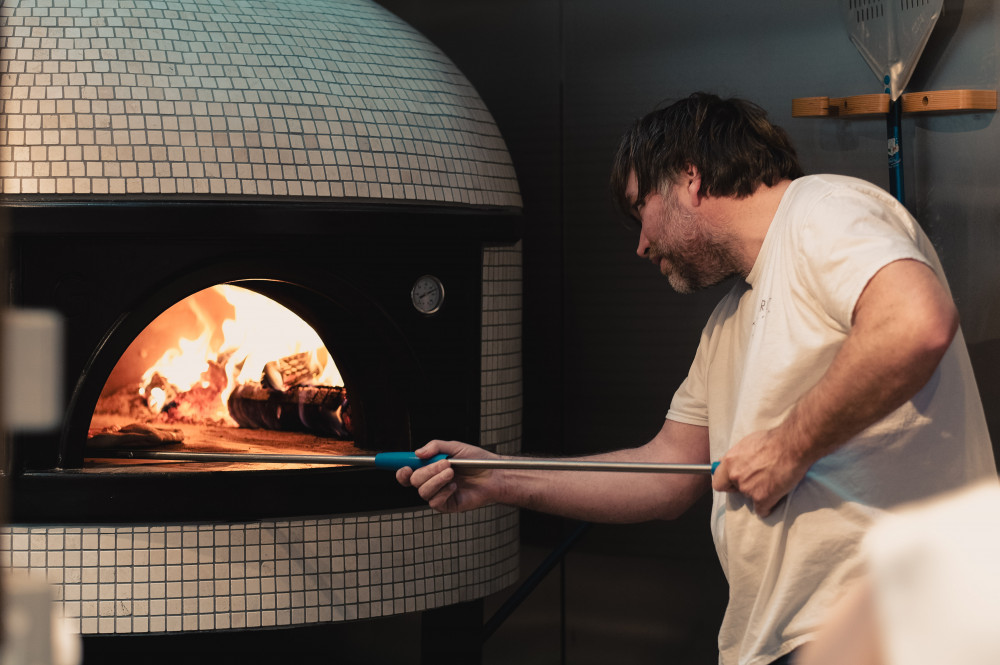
[{"left": 648, "top": 196, "right": 739, "bottom": 294}]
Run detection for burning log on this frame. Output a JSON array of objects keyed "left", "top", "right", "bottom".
[
  {"left": 261, "top": 350, "right": 323, "bottom": 391},
  {"left": 227, "top": 382, "right": 352, "bottom": 439}
]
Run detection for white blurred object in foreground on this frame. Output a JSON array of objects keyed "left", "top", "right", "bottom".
[
  {"left": 1, "top": 573, "right": 81, "bottom": 665},
  {"left": 865, "top": 480, "right": 1000, "bottom": 665},
  {"left": 2, "top": 309, "right": 63, "bottom": 431},
  {"left": 800, "top": 479, "right": 1000, "bottom": 665}
]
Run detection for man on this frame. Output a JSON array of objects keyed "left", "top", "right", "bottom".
[{"left": 396, "top": 93, "right": 997, "bottom": 664}]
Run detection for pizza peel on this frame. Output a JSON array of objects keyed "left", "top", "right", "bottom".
[
  {"left": 91, "top": 450, "right": 718, "bottom": 474},
  {"left": 845, "top": 0, "right": 944, "bottom": 203}
]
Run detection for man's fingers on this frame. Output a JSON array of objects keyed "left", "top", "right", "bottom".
[
  {"left": 415, "top": 439, "right": 463, "bottom": 459},
  {"left": 712, "top": 453, "right": 791, "bottom": 517},
  {"left": 409, "top": 458, "right": 451, "bottom": 486},
  {"left": 754, "top": 494, "right": 785, "bottom": 518},
  {"left": 428, "top": 483, "right": 459, "bottom": 512},
  {"left": 416, "top": 465, "right": 455, "bottom": 502},
  {"left": 712, "top": 460, "right": 737, "bottom": 493},
  {"left": 398, "top": 457, "right": 453, "bottom": 497},
  {"left": 395, "top": 466, "right": 414, "bottom": 487}
]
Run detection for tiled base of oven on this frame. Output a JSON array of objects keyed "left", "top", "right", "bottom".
[{"left": 0, "top": 504, "right": 519, "bottom": 635}]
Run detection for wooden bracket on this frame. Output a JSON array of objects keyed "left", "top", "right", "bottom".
[{"left": 792, "top": 89, "right": 996, "bottom": 117}]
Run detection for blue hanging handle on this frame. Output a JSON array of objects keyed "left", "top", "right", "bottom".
[{"left": 885, "top": 75, "right": 905, "bottom": 205}]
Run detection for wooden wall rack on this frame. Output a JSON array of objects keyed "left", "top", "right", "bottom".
[{"left": 792, "top": 89, "right": 996, "bottom": 117}]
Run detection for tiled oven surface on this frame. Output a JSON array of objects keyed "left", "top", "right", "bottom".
[
  {"left": 0, "top": 0, "right": 521, "bottom": 208},
  {"left": 1, "top": 505, "right": 519, "bottom": 635}
]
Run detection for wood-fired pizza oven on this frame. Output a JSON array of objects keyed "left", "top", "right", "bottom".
[{"left": 0, "top": 0, "right": 523, "bottom": 659}]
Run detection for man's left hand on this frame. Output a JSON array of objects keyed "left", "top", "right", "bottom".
[{"left": 711, "top": 429, "right": 809, "bottom": 517}]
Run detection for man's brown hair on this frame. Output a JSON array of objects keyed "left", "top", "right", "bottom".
[{"left": 611, "top": 92, "right": 804, "bottom": 216}]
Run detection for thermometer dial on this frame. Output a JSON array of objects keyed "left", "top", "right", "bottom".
[{"left": 410, "top": 275, "right": 445, "bottom": 314}]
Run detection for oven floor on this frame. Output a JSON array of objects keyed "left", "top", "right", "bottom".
[{"left": 85, "top": 415, "right": 366, "bottom": 472}]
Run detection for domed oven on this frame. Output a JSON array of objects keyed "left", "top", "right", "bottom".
[{"left": 0, "top": 0, "right": 522, "bottom": 660}]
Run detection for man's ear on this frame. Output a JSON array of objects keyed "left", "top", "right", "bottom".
[{"left": 683, "top": 163, "right": 703, "bottom": 207}]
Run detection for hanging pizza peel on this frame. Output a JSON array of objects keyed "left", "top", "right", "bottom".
[{"left": 845, "top": 0, "right": 944, "bottom": 204}]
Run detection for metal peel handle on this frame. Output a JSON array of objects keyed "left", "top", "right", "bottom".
[
  {"left": 374, "top": 453, "right": 719, "bottom": 475},
  {"left": 95, "top": 450, "right": 719, "bottom": 474}
]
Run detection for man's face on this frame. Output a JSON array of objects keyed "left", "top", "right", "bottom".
[{"left": 625, "top": 171, "right": 736, "bottom": 294}]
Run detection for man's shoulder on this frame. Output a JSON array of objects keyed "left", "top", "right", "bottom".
[
  {"left": 787, "top": 174, "right": 895, "bottom": 207},
  {"left": 779, "top": 175, "right": 911, "bottom": 236}
]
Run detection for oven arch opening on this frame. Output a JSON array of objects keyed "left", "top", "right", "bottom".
[{"left": 60, "top": 270, "right": 420, "bottom": 471}]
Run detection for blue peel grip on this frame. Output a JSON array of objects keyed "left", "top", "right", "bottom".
[
  {"left": 373, "top": 452, "right": 449, "bottom": 471},
  {"left": 711, "top": 461, "right": 720, "bottom": 474}
]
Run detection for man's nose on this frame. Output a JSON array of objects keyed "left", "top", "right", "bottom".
[{"left": 636, "top": 232, "right": 650, "bottom": 259}]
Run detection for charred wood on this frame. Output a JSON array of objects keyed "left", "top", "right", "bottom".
[
  {"left": 261, "top": 351, "right": 322, "bottom": 391},
  {"left": 227, "top": 382, "right": 352, "bottom": 439}
]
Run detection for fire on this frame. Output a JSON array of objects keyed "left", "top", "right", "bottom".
[
  {"left": 215, "top": 285, "right": 342, "bottom": 390},
  {"left": 99, "top": 284, "right": 344, "bottom": 428}
]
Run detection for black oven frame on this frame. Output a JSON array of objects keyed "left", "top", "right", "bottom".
[{"left": 2, "top": 201, "right": 521, "bottom": 524}]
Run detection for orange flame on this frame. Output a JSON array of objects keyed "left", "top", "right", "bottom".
[{"left": 127, "top": 284, "right": 342, "bottom": 425}]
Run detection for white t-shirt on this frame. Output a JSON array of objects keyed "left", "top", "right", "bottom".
[{"left": 666, "top": 174, "right": 997, "bottom": 665}]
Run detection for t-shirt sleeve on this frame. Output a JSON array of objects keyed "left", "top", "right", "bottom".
[
  {"left": 667, "top": 373, "right": 708, "bottom": 426},
  {"left": 797, "top": 191, "right": 934, "bottom": 330},
  {"left": 666, "top": 324, "right": 712, "bottom": 427}
]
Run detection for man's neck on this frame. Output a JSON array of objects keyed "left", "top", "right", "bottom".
[{"left": 713, "top": 178, "right": 793, "bottom": 275}]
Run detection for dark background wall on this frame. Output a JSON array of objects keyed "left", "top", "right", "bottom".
[{"left": 377, "top": 1, "right": 1000, "bottom": 662}]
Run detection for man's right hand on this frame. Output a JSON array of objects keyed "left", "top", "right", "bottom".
[{"left": 395, "top": 440, "right": 499, "bottom": 513}]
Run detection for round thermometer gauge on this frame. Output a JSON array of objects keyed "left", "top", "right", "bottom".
[{"left": 410, "top": 274, "right": 445, "bottom": 314}]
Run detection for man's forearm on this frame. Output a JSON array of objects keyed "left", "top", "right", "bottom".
[
  {"left": 498, "top": 420, "right": 711, "bottom": 523},
  {"left": 498, "top": 455, "right": 705, "bottom": 522}
]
